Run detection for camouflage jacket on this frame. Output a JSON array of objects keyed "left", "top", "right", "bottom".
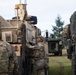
[
  {"left": 0, "top": 41, "right": 19, "bottom": 75},
  {"left": 33, "top": 43, "right": 45, "bottom": 59}
]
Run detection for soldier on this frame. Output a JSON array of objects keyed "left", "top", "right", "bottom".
[
  {"left": 0, "top": 32, "right": 19, "bottom": 75},
  {"left": 59, "top": 40, "right": 63, "bottom": 56},
  {"left": 70, "top": 11, "right": 76, "bottom": 75},
  {"left": 32, "top": 36, "right": 48, "bottom": 75}
]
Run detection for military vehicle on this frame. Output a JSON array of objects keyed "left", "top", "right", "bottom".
[
  {"left": 62, "top": 11, "right": 76, "bottom": 75},
  {"left": 0, "top": 0, "right": 49, "bottom": 75},
  {"left": 48, "top": 38, "right": 62, "bottom": 56}
]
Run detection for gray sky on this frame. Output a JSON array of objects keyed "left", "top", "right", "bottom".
[{"left": 0, "top": 0, "right": 76, "bottom": 34}]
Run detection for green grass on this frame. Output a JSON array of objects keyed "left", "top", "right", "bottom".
[{"left": 49, "top": 56, "right": 72, "bottom": 75}]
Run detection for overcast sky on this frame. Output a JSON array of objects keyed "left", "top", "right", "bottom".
[{"left": 0, "top": 0, "right": 76, "bottom": 34}]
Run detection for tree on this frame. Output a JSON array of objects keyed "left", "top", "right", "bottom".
[{"left": 52, "top": 15, "right": 64, "bottom": 39}]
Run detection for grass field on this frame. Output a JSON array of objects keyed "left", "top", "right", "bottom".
[{"left": 49, "top": 56, "right": 72, "bottom": 75}]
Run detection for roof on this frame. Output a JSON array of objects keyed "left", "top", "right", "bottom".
[{"left": 0, "top": 16, "right": 13, "bottom": 28}]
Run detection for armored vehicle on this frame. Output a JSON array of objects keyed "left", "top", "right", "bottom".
[
  {"left": 47, "top": 38, "right": 62, "bottom": 56},
  {"left": 0, "top": 0, "right": 49, "bottom": 75}
]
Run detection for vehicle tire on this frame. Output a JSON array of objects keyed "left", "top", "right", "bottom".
[{"left": 72, "top": 52, "right": 76, "bottom": 75}]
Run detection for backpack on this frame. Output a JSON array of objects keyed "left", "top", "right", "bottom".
[{"left": 0, "top": 41, "right": 9, "bottom": 73}]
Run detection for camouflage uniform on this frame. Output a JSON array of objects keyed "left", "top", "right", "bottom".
[
  {"left": 0, "top": 41, "right": 19, "bottom": 75},
  {"left": 32, "top": 36, "right": 48, "bottom": 75},
  {"left": 70, "top": 11, "right": 76, "bottom": 75}
]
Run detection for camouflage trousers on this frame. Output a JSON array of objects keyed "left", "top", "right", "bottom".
[
  {"left": 32, "top": 65, "right": 45, "bottom": 75},
  {"left": 37, "top": 69, "right": 45, "bottom": 75},
  {"left": 32, "top": 69, "right": 45, "bottom": 75}
]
